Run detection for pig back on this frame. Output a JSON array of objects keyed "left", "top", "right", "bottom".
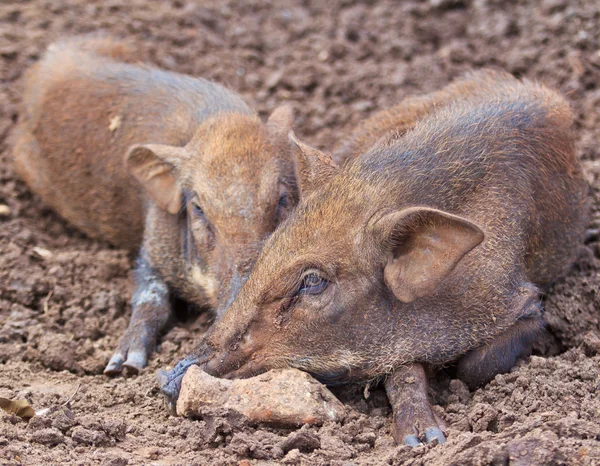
[
  {"left": 357, "top": 81, "right": 587, "bottom": 290},
  {"left": 14, "top": 39, "right": 252, "bottom": 250}
]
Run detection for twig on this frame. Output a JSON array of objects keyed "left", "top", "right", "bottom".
[
  {"left": 63, "top": 383, "right": 82, "bottom": 406},
  {"left": 43, "top": 290, "right": 54, "bottom": 313}
]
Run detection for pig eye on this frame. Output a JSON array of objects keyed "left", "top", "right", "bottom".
[
  {"left": 299, "top": 271, "right": 328, "bottom": 295},
  {"left": 191, "top": 203, "right": 205, "bottom": 219},
  {"left": 278, "top": 193, "right": 288, "bottom": 209}
]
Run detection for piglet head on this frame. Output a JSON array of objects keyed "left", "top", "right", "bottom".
[
  {"left": 127, "top": 106, "right": 297, "bottom": 315},
  {"left": 159, "top": 133, "right": 484, "bottom": 405}
]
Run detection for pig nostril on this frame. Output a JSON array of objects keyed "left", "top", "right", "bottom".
[{"left": 156, "top": 354, "right": 201, "bottom": 405}]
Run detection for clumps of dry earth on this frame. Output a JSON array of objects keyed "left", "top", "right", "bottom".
[{"left": 1, "top": 0, "right": 600, "bottom": 464}]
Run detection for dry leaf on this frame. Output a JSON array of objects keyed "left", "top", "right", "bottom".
[{"left": 0, "top": 397, "right": 36, "bottom": 420}]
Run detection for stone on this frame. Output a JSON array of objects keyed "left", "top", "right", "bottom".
[{"left": 176, "top": 366, "right": 345, "bottom": 426}]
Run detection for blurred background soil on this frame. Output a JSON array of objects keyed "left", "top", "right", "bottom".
[{"left": 0, "top": 0, "right": 599, "bottom": 465}]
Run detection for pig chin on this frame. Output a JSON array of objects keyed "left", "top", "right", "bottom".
[{"left": 302, "top": 365, "right": 375, "bottom": 386}]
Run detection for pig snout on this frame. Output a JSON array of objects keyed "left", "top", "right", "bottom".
[
  {"left": 158, "top": 341, "right": 217, "bottom": 411},
  {"left": 158, "top": 323, "right": 265, "bottom": 408},
  {"left": 214, "top": 266, "right": 247, "bottom": 317},
  {"left": 158, "top": 356, "right": 199, "bottom": 413},
  {"left": 213, "top": 246, "right": 259, "bottom": 317}
]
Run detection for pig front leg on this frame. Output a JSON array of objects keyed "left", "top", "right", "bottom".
[
  {"left": 384, "top": 363, "right": 446, "bottom": 447},
  {"left": 456, "top": 287, "right": 543, "bottom": 389},
  {"left": 105, "top": 256, "right": 171, "bottom": 375}
]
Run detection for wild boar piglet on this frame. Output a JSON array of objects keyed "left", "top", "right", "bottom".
[
  {"left": 14, "top": 36, "right": 297, "bottom": 375},
  {"left": 159, "top": 70, "right": 588, "bottom": 446}
]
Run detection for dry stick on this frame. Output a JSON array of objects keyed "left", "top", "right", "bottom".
[
  {"left": 63, "top": 383, "right": 82, "bottom": 406},
  {"left": 35, "top": 383, "right": 82, "bottom": 417},
  {"left": 43, "top": 290, "right": 53, "bottom": 313}
]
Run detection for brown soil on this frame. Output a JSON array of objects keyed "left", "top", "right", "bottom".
[{"left": 1, "top": 1, "right": 599, "bottom": 465}]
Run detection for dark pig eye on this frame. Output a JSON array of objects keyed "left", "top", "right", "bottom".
[
  {"left": 192, "top": 203, "right": 205, "bottom": 218},
  {"left": 299, "top": 271, "right": 328, "bottom": 295},
  {"left": 278, "top": 193, "right": 288, "bottom": 209}
]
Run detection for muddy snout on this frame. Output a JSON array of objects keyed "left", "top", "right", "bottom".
[
  {"left": 157, "top": 341, "right": 217, "bottom": 412},
  {"left": 157, "top": 356, "right": 198, "bottom": 413},
  {"left": 214, "top": 266, "right": 247, "bottom": 316},
  {"left": 158, "top": 337, "right": 263, "bottom": 411},
  {"left": 213, "top": 247, "right": 258, "bottom": 316}
]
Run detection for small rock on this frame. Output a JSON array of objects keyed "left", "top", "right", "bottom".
[
  {"left": 30, "top": 427, "right": 65, "bottom": 446},
  {"left": 0, "top": 204, "right": 11, "bottom": 217},
  {"left": 52, "top": 408, "right": 76, "bottom": 433},
  {"left": 280, "top": 429, "right": 321, "bottom": 453},
  {"left": 71, "top": 426, "right": 111, "bottom": 446},
  {"left": 101, "top": 457, "right": 128, "bottom": 466},
  {"left": 32, "top": 246, "right": 53, "bottom": 260},
  {"left": 26, "top": 414, "right": 51, "bottom": 431},
  {"left": 282, "top": 448, "right": 301, "bottom": 464},
  {"left": 266, "top": 70, "right": 284, "bottom": 89},
  {"left": 177, "top": 366, "right": 346, "bottom": 426},
  {"left": 103, "top": 419, "right": 127, "bottom": 441},
  {"left": 356, "top": 431, "right": 377, "bottom": 446}
]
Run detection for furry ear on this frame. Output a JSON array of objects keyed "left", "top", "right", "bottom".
[
  {"left": 372, "top": 207, "right": 484, "bottom": 303},
  {"left": 125, "top": 144, "right": 186, "bottom": 215},
  {"left": 266, "top": 104, "right": 294, "bottom": 136},
  {"left": 289, "top": 131, "right": 339, "bottom": 197}
]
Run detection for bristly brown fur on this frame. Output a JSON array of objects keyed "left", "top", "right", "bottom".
[
  {"left": 161, "top": 70, "right": 588, "bottom": 444},
  {"left": 13, "top": 35, "right": 298, "bottom": 374}
]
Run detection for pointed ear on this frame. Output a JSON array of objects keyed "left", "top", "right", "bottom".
[
  {"left": 289, "top": 131, "right": 339, "bottom": 197},
  {"left": 266, "top": 104, "right": 294, "bottom": 135},
  {"left": 125, "top": 144, "right": 185, "bottom": 215},
  {"left": 372, "top": 207, "right": 484, "bottom": 303}
]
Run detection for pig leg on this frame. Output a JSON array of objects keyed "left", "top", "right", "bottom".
[
  {"left": 384, "top": 363, "right": 446, "bottom": 446},
  {"left": 457, "top": 315, "right": 543, "bottom": 391},
  {"left": 104, "top": 256, "right": 171, "bottom": 375},
  {"left": 456, "top": 283, "right": 542, "bottom": 389}
]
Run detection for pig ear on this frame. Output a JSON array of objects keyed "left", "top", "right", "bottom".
[
  {"left": 266, "top": 104, "right": 294, "bottom": 135},
  {"left": 125, "top": 144, "right": 185, "bottom": 215},
  {"left": 373, "top": 207, "right": 484, "bottom": 303},
  {"left": 289, "top": 131, "right": 339, "bottom": 197}
]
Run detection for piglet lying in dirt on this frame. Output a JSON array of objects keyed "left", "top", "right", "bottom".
[
  {"left": 159, "top": 70, "right": 588, "bottom": 446},
  {"left": 13, "top": 35, "right": 297, "bottom": 375}
]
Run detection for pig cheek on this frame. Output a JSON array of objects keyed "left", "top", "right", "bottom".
[
  {"left": 189, "top": 225, "right": 221, "bottom": 304},
  {"left": 190, "top": 264, "right": 218, "bottom": 304}
]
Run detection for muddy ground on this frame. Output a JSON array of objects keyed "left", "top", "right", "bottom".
[{"left": 1, "top": 0, "right": 599, "bottom": 465}]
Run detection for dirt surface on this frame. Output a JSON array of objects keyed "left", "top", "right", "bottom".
[{"left": 1, "top": 0, "right": 599, "bottom": 465}]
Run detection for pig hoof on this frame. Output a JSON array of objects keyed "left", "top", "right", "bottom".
[
  {"left": 104, "top": 352, "right": 126, "bottom": 375},
  {"left": 104, "top": 329, "right": 154, "bottom": 375},
  {"left": 123, "top": 350, "right": 148, "bottom": 373},
  {"left": 404, "top": 435, "right": 423, "bottom": 447},
  {"left": 425, "top": 427, "right": 446, "bottom": 445},
  {"left": 104, "top": 348, "right": 148, "bottom": 375}
]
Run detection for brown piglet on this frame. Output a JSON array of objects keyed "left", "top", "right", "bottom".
[
  {"left": 159, "top": 70, "right": 588, "bottom": 446},
  {"left": 14, "top": 36, "right": 297, "bottom": 375}
]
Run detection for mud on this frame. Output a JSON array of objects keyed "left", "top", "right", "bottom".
[{"left": 1, "top": 0, "right": 599, "bottom": 465}]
